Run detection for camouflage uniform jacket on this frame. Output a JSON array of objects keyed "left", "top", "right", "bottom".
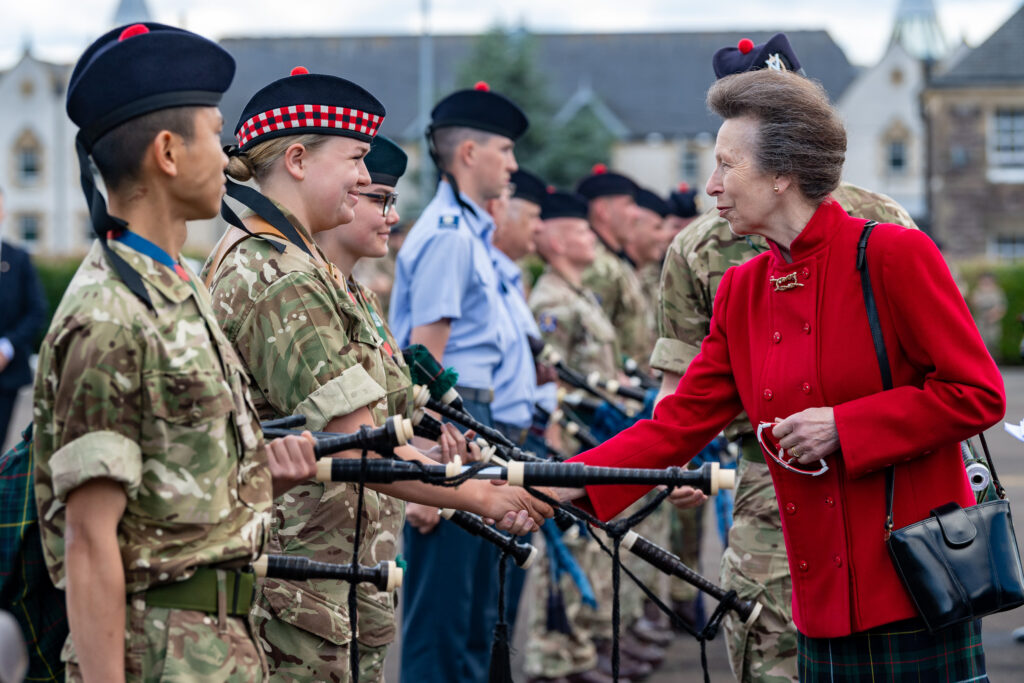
[
  {"left": 582, "top": 240, "right": 651, "bottom": 369},
  {"left": 33, "top": 239, "right": 272, "bottom": 660},
  {"left": 347, "top": 277, "right": 412, "bottom": 647},
  {"left": 651, "top": 182, "right": 918, "bottom": 441},
  {"left": 204, "top": 207, "right": 390, "bottom": 649},
  {"left": 530, "top": 267, "right": 619, "bottom": 379}
]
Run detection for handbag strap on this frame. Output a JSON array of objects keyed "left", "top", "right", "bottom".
[
  {"left": 855, "top": 222, "right": 898, "bottom": 538},
  {"left": 856, "top": 222, "right": 1007, "bottom": 540}
]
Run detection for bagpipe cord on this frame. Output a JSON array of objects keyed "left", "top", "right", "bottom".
[
  {"left": 488, "top": 550, "right": 514, "bottom": 683},
  {"left": 524, "top": 485, "right": 737, "bottom": 683},
  {"left": 349, "top": 448, "right": 369, "bottom": 678}
]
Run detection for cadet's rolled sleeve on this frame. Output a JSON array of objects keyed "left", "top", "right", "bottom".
[
  {"left": 50, "top": 430, "right": 143, "bottom": 501},
  {"left": 408, "top": 231, "right": 471, "bottom": 328},
  {"left": 294, "top": 364, "right": 387, "bottom": 431},
  {"left": 649, "top": 337, "right": 701, "bottom": 375}
]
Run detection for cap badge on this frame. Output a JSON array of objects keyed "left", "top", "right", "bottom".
[{"left": 765, "top": 53, "right": 788, "bottom": 72}]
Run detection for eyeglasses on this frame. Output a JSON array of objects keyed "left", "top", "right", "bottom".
[
  {"left": 359, "top": 191, "right": 399, "bottom": 217},
  {"left": 755, "top": 422, "right": 829, "bottom": 477}
]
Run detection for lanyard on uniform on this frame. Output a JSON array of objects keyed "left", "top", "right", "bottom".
[
  {"left": 110, "top": 229, "right": 196, "bottom": 292},
  {"left": 348, "top": 280, "right": 394, "bottom": 357}
]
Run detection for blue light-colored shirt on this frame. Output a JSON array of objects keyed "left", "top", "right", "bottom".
[
  {"left": 390, "top": 181, "right": 511, "bottom": 389},
  {"left": 490, "top": 250, "right": 540, "bottom": 427}
]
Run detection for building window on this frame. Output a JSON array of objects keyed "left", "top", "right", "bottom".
[
  {"left": 888, "top": 140, "right": 907, "bottom": 175},
  {"left": 12, "top": 130, "right": 43, "bottom": 186},
  {"left": 682, "top": 147, "right": 699, "bottom": 183},
  {"left": 992, "top": 108, "right": 1024, "bottom": 169},
  {"left": 17, "top": 213, "right": 41, "bottom": 248},
  {"left": 991, "top": 235, "right": 1024, "bottom": 261}
]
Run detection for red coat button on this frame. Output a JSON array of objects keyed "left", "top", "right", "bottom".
[
  {"left": 801, "top": 382, "right": 812, "bottom": 394},
  {"left": 798, "top": 561, "right": 809, "bottom": 572},
  {"left": 772, "top": 332, "right": 782, "bottom": 344},
  {"left": 802, "top": 322, "right": 811, "bottom": 334},
  {"left": 833, "top": 554, "right": 843, "bottom": 568},
  {"left": 825, "top": 497, "right": 835, "bottom": 507},
  {"left": 800, "top": 267, "right": 810, "bottom": 279},
  {"left": 763, "top": 388, "right": 774, "bottom": 401},
  {"left": 785, "top": 502, "right": 797, "bottom": 515}
]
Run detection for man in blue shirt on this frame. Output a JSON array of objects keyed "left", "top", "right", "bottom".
[{"left": 390, "top": 81, "right": 529, "bottom": 683}]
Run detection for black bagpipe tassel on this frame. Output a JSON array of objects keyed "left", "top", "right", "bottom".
[
  {"left": 488, "top": 553, "right": 515, "bottom": 683},
  {"left": 545, "top": 583, "right": 573, "bottom": 635}
]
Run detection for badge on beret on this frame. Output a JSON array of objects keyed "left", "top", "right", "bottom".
[
  {"left": 539, "top": 313, "right": 558, "bottom": 333},
  {"left": 439, "top": 214, "right": 459, "bottom": 229},
  {"left": 765, "top": 53, "right": 787, "bottom": 72}
]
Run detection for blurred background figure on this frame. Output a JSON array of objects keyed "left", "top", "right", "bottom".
[
  {"left": 969, "top": 272, "right": 1007, "bottom": 361},
  {"left": 0, "top": 188, "right": 47, "bottom": 450}
]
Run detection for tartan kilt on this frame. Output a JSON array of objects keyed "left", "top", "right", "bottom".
[{"left": 796, "top": 618, "right": 987, "bottom": 682}]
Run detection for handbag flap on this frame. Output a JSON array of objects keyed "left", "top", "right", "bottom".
[{"left": 932, "top": 502, "right": 977, "bottom": 547}]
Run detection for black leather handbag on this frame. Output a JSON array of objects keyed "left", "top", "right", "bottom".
[{"left": 857, "top": 221, "right": 1024, "bottom": 633}]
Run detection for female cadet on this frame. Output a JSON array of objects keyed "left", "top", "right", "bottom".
[
  {"left": 204, "top": 69, "right": 551, "bottom": 681},
  {"left": 311, "top": 134, "right": 414, "bottom": 681}
]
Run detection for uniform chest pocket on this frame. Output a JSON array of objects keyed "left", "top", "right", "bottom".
[{"left": 137, "top": 369, "right": 239, "bottom": 524}]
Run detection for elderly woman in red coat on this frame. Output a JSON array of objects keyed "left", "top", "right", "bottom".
[{"left": 560, "top": 70, "right": 1006, "bottom": 681}]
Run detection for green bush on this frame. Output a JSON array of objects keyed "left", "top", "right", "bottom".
[
  {"left": 32, "top": 253, "right": 85, "bottom": 348},
  {"left": 957, "top": 260, "right": 1024, "bottom": 365}
]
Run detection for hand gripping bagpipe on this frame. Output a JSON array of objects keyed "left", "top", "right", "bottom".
[
  {"left": 260, "top": 415, "right": 540, "bottom": 569},
  {"left": 389, "top": 347, "right": 764, "bottom": 683}
]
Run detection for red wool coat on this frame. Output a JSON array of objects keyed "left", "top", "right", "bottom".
[{"left": 571, "top": 198, "right": 1006, "bottom": 638}]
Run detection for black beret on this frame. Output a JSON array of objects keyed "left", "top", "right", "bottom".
[
  {"left": 235, "top": 67, "right": 385, "bottom": 151},
  {"left": 575, "top": 164, "right": 638, "bottom": 201},
  {"left": 635, "top": 188, "right": 670, "bottom": 218},
  {"left": 67, "top": 23, "right": 235, "bottom": 148},
  {"left": 541, "top": 191, "right": 589, "bottom": 221},
  {"left": 365, "top": 135, "right": 408, "bottom": 186},
  {"left": 668, "top": 183, "right": 699, "bottom": 218},
  {"left": 713, "top": 33, "right": 804, "bottom": 79},
  {"left": 511, "top": 169, "right": 547, "bottom": 207},
  {"left": 429, "top": 82, "right": 528, "bottom": 141}
]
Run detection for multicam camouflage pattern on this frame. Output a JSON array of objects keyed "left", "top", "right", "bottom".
[
  {"left": 529, "top": 267, "right": 619, "bottom": 378},
  {"left": 356, "top": 641, "right": 388, "bottom": 683},
  {"left": 720, "top": 460, "right": 797, "bottom": 683},
  {"left": 66, "top": 603, "right": 264, "bottom": 682},
  {"left": 669, "top": 502, "right": 706, "bottom": 602},
  {"left": 652, "top": 183, "right": 917, "bottom": 682},
  {"left": 524, "top": 530, "right": 599, "bottom": 678},
  {"left": 204, "top": 208, "right": 394, "bottom": 677},
  {"left": 32, "top": 239, "right": 273, "bottom": 674},
  {"left": 582, "top": 241, "right": 653, "bottom": 369}
]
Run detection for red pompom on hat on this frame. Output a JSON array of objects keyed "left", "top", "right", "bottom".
[
  {"left": 290, "top": 66, "right": 310, "bottom": 76},
  {"left": 118, "top": 24, "right": 149, "bottom": 41},
  {"left": 737, "top": 38, "right": 754, "bottom": 54},
  {"left": 473, "top": 81, "right": 490, "bottom": 92},
  {"left": 547, "top": 184, "right": 557, "bottom": 194},
  {"left": 678, "top": 181, "right": 690, "bottom": 192},
  {"left": 591, "top": 163, "right": 608, "bottom": 175}
]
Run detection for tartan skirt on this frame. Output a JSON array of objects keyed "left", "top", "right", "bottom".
[{"left": 796, "top": 618, "right": 987, "bottom": 682}]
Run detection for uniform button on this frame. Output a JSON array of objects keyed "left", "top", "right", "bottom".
[
  {"left": 785, "top": 502, "right": 797, "bottom": 515},
  {"left": 801, "top": 382, "right": 812, "bottom": 394},
  {"left": 800, "top": 267, "right": 811, "bottom": 279},
  {"left": 833, "top": 554, "right": 843, "bottom": 568},
  {"left": 825, "top": 496, "right": 835, "bottom": 507},
  {"left": 763, "top": 388, "right": 774, "bottom": 401},
  {"left": 772, "top": 332, "right": 782, "bottom": 344},
  {"left": 798, "top": 560, "right": 809, "bottom": 572},
  {"left": 802, "top": 322, "right": 811, "bottom": 334}
]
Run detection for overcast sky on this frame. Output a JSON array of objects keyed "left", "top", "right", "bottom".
[{"left": 1, "top": 0, "right": 1021, "bottom": 68}]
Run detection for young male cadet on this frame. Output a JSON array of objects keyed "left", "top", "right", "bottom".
[{"left": 389, "top": 81, "right": 530, "bottom": 683}]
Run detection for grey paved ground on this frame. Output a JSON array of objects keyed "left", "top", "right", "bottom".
[{"left": 7, "top": 369, "right": 1024, "bottom": 681}]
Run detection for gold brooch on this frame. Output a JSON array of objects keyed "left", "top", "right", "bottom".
[{"left": 770, "top": 272, "right": 804, "bottom": 292}]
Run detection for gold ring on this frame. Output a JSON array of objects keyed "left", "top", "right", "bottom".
[{"left": 791, "top": 448, "right": 800, "bottom": 457}]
